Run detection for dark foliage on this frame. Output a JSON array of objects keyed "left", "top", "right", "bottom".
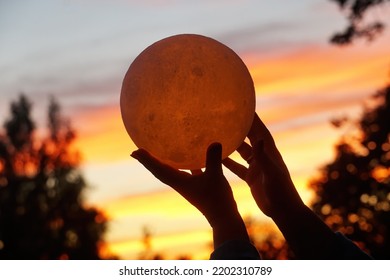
[
  {"left": 0, "top": 95, "right": 108, "bottom": 259},
  {"left": 330, "top": 0, "right": 389, "bottom": 44},
  {"left": 310, "top": 86, "right": 390, "bottom": 258}
]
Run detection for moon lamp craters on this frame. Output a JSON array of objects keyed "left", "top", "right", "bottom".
[{"left": 120, "top": 34, "right": 256, "bottom": 170}]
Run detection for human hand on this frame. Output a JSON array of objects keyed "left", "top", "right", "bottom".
[
  {"left": 223, "top": 113, "right": 304, "bottom": 219},
  {"left": 131, "top": 143, "right": 241, "bottom": 228},
  {"left": 131, "top": 143, "right": 249, "bottom": 248},
  {"left": 223, "top": 114, "right": 357, "bottom": 259}
]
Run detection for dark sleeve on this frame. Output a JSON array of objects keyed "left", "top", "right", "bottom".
[
  {"left": 332, "top": 232, "right": 373, "bottom": 259},
  {"left": 210, "top": 240, "right": 261, "bottom": 260}
]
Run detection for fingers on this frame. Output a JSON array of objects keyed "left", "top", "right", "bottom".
[
  {"left": 205, "top": 142, "right": 223, "bottom": 175},
  {"left": 248, "top": 113, "right": 286, "bottom": 168},
  {"left": 252, "top": 139, "right": 288, "bottom": 177},
  {"left": 223, "top": 157, "right": 247, "bottom": 181},
  {"left": 252, "top": 140, "right": 267, "bottom": 166},
  {"left": 131, "top": 149, "right": 188, "bottom": 186},
  {"left": 247, "top": 113, "right": 260, "bottom": 144},
  {"left": 248, "top": 113, "right": 274, "bottom": 147},
  {"left": 237, "top": 142, "right": 253, "bottom": 164}
]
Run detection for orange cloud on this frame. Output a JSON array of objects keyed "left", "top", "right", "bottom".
[
  {"left": 99, "top": 179, "right": 263, "bottom": 221},
  {"left": 73, "top": 106, "right": 135, "bottom": 163},
  {"left": 249, "top": 44, "right": 389, "bottom": 96},
  {"left": 108, "top": 228, "right": 213, "bottom": 259}
]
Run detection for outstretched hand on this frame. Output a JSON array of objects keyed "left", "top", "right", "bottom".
[
  {"left": 131, "top": 143, "right": 249, "bottom": 248},
  {"left": 224, "top": 114, "right": 343, "bottom": 259},
  {"left": 223, "top": 113, "right": 304, "bottom": 219},
  {"left": 131, "top": 143, "right": 236, "bottom": 225}
]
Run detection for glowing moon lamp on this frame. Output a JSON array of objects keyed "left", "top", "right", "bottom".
[{"left": 120, "top": 34, "right": 255, "bottom": 170}]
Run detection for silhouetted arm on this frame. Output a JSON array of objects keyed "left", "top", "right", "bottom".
[
  {"left": 224, "top": 114, "right": 371, "bottom": 259},
  {"left": 132, "top": 143, "right": 258, "bottom": 258}
]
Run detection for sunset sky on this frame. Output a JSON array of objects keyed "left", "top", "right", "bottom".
[{"left": 1, "top": 0, "right": 389, "bottom": 259}]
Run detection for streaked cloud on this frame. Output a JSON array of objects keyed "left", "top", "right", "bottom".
[{"left": 1, "top": 0, "right": 390, "bottom": 260}]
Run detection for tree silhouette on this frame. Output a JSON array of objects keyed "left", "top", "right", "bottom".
[
  {"left": 0, "top": 95, "right": 108, "bottom": 259},
  {"left": 310, "top": 86, "right": 390, "bottom": 259},
  {"left": 330, "top": 0, "right": 389, "bottom": 44},
  {"left": 256, "top": 234, "right": 294, "bottom": 260}
]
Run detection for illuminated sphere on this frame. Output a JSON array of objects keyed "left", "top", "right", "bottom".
[{"left": 120, "top": 34, "right": 255, "bottom": 170}]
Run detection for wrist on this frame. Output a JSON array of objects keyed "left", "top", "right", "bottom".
[
  {"left": 269, "top": 200, "right": 307, "bottom": 225},
  {"left": 209, "top": 209, "right": 249, "bottom": 249},
  {"left": 202, "top": 195, "right": 240, "bottom": 226},
  {"left": 210, "top": 210, "right": 245, "bottom": 230}
]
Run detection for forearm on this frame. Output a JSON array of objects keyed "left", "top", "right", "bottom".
[
  {"left": 211, "top": 210, "right": 250, "bottom": 249},
  {"left": 210, "top": 210, "right": 261, "bottom": 260},
  {"left": 271, "top": 203, "right": 339, "bottom": 259}
]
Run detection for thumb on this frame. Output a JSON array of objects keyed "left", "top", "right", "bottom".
[{"left": 205, "top": 142, "right": 223, "bottom": 175}]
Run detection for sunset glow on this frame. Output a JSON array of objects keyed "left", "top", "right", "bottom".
[{"left": 1, "top": 0, "right": 389, "bottom": 259}]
